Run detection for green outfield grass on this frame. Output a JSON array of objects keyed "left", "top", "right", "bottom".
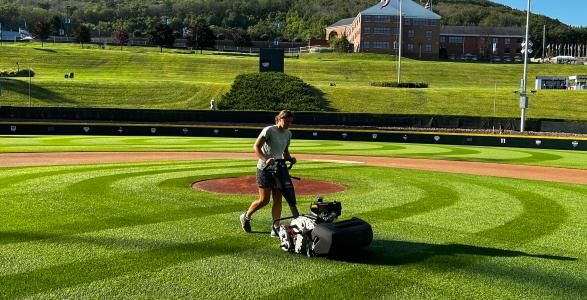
[
  {"left": 1, "top": 135, "right": 587, "bottom": 169},
  {"left": 1, "top": 43, "right": 586, "bottom": 119},
  {"left": 1, "top": 157, "right": 586, "bottom": 298}
]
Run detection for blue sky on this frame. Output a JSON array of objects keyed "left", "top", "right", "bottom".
[{"left": 489, "top": 0, "right": 586, "bottom": 27}]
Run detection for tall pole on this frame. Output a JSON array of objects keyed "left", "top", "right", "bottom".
[
  {"left": 397, "top": 0, "right": 403, "bottom": 83},
  {"left": 493, "top": 81, "right": 497, "bottom": 133},
  {"left": 28, "top": 68, "right": 32, "bottom": 107},
  {"left": 1, "top": 23, "right": 3, "bottom": 46},
  {"left": 542, "top": 24, "right": 546, "bottom": 60},
  {"left": 520, "top": 0, "right": 531, "bottom": 133}
]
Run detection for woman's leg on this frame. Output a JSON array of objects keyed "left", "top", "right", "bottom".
[
  {"left": 271, "top": 189, "right": 283, "bottom": 226},
  {"left": 246, "top": 187, "right": 272, "bottom": 218}
]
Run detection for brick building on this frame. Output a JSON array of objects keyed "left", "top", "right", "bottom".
[
  {"left": 326, "top": 0, "right": 441, "bottom": 59},
  {"left": 440, "top": 26, "right": 525, "bottom": 61},
  {"left": 326, "top": 0, "right": 525, "bottom": 61}
]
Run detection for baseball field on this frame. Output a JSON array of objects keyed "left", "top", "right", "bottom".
[{"left": 1, "top": 135, "right": 586, "bottom": 298}]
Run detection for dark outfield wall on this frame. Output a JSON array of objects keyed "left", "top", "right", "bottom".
[
  {"left": 1, "top": 122, "right": 585, "bottom": 151},
  {"left": 2, "top": 106, "right": 587, "bottom": 133}
]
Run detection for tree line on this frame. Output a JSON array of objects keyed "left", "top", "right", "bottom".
[{"left": 1, "top": 0, "right": 586, "bottom": 49}]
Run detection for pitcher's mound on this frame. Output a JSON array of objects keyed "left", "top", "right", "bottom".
[{"left": 192, "top": 176, "right": 345, "bottom": 196}]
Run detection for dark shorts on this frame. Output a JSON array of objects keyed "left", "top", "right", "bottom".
[{"left": 256, "top": 168, "right": 276, "bottom": 188}]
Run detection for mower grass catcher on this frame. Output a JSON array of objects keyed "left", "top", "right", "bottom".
[{"left": 266, "top": 159, "right": 373, "bottom": 257}]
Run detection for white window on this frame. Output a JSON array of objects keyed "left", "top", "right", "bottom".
[
  {"left": 408, "top": 30, "right": 415, "bottom": 38},
  {"left": 374, "top": 28, "right": 391, "bottom": 35},
  {"left": 425, "top": 31, "right": 433, "bottom": 38},
  {"left": 408, "top": 44, "right": 414, "bottom": 52},
  {"left": 373, "top": 41, "right": 389, "bottom": 49},
  {"left": 424, "top": 44, "right": 433, "bottom": 52},
  {"left": 375, "top": 15, "right": 390, "bottom": 22},
  {"left": 363, "top": 41, "right": 370, "bottom": 49},
  {"left": 449, "top": 36, "right": 464, "bottom": 44}
]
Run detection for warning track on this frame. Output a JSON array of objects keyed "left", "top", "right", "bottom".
[{"left": 1, "top": 151, "right": 586, "bottom": 185}]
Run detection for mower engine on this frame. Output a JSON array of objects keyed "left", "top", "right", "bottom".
[{"left": 310, "top": 197, "right": 341, "bottom": 223}]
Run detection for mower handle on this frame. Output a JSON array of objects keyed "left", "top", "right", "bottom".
[{"left": 263, "top": 158, "right": 296, "bottom": 171}]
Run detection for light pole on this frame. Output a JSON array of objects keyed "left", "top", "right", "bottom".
[
  {"left": 28, "top": 68, "right": 32, "bottom": 107},
  {"left": 519, "top": 0, "right": 531, "bottom": 133},
  {"left": 397, "top": 0, "right": 403, "bottom": 83}
]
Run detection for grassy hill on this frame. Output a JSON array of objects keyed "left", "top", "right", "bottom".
[{"left": 0, "top": 42, "right": 586, "bottom": 120}]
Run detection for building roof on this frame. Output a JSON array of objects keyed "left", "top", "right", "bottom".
[
  {"left": 441, "top": 26, "right": 525, "bottom": 37},
  {"left": 0, "top": 30, "right": 21, "bottom": 40},
  {"left": 326, "top": 18, "right": 355, "bottom": 29},
  {"left": 360, "top": 0, "right": 441, "bottom": 19}
]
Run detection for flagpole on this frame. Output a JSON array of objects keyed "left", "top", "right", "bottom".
[
  {"left": 397, "top": 0, "right": 403, "bottom": 83},
  {"left": 520, "top": 0, "right": 531, "bottom": 133}
]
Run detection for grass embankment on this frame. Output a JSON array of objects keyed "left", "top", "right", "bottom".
[
  {"left": 1, "top": 135, "right": 587, "bottom": 169},
  {"left": 0, "top": 157, "right": 586, "bottom": 298},
  {"left": 0, "top": 43, "right": 586, "bottom": 119}
]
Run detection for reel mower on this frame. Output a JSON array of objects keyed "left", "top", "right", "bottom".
[{"left": 266, "top": 159, "right": 373, "bottom": 257}]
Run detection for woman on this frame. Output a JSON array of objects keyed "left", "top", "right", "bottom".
[{"left": 240, "top": 110, "right": 296, "bottom": 237}]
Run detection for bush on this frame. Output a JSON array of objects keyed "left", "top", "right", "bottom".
[
  {"left": 370, "top": 81, "right": 428, "bottom": 88},
  {"left": 0, "top": 69, "right": 36, "bottom": 77},
  {"left": 329, "top": 35, "right": 353, "bottom": 53},
  {"left": 219, "top": 72, "right": 331, "bottom": 111}
]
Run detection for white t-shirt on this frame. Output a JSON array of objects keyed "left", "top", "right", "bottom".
[{"left": 256, "top": 125, "right": 292, "bottom": 169}]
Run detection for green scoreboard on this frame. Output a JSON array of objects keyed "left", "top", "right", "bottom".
[{"left": 259, "top": 48, "right": 284, "bottom": 73}]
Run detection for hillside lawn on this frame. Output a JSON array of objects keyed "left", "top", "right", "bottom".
[
  {"left": 1, "top": 136, "right": 587, "bottom": 298},
  {"left": 0, "top": 42, "right": 586, "bottom": 120}
]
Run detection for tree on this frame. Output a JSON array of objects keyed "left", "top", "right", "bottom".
[
  {"left": 49, "top": 15, "right": 62, "bottom": 36},
  {"left": 228, "top": 28, "right": 251, "bottom": 47},
  {"left": 147, "top": 23, "right": 175, "bottom": 53},
  {"left": 32, "top": 20, "right": 52, "bottom": 47},
  {"left": 186, "top": 19, "right": 215, "bottom": 54},
  {"left": 73, "top": 25, "right": 92, "bottom": 48},
  {"left": 329, "top": 34, "right": 352, "bottom": 53},
  {"left": 112, "top": 27, "right": 130, "bottom": 50}
]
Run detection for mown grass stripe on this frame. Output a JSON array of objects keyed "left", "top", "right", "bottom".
[
  {"left": 358, "top": 179, "right": 459, "bottom": 222},
  {"left": 470, "top": 180, "right": 568, "bottom": 245},
  {"left": 0, "top": 235, "right": 260, "bottom": 299}
]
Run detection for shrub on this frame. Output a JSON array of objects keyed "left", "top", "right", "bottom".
[
  {"left": 370, "top": 81, "right": 428, "bottom": 88},
  {"left": 329, "top": 35, "right": 353, "bottom": 53},
  {"left": 219, "top": 72, "right": 330, "bottom": 111},
  {"left": 0, "top": 69, "right": 35, "bottom": 77}
]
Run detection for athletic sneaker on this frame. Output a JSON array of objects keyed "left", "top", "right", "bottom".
[
  {"left": 240, "top": 212, "right": 251, "bottom": 233},
  {"left": 271, "top": 227, "right": 279, "bottom": 238}
]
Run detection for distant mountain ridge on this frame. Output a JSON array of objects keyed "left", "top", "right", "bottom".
[{"left": 0, "top": 0, "right": 584, "bottom": 45}]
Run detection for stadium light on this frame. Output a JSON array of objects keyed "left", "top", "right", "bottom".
[{"left": 519, "top": 0, "right": 531, "bottom": 133}]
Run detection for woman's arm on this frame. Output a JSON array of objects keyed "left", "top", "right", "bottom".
[
  {"left": 254, "top": 136, "right": 275, "bottom": 165},
  {"left": 283, "top": 148, "right": 296, "bottom": 163}
]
